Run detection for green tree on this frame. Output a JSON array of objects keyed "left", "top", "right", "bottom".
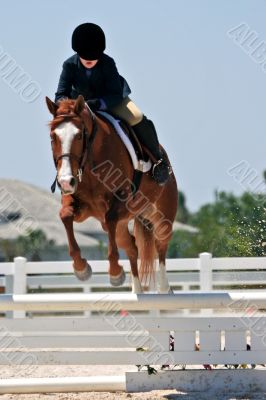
[
  {"left": 263, "top": 169, "right": 266, "bottom": 183},
  {"left": 169, "top": 191, "right": 266, "bottom": 258},
  {"left": 0, "top": 230, "right": 55, "bottom": 261},
  {"left": 176, "top": 191, "right": 190, "bottom": 223}
]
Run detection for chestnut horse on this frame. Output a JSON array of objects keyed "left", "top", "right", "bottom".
[{"left": 46, "top": 95, "right": 178, "bottom": 293}]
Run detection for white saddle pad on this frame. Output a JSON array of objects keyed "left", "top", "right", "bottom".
[{"left": 98, "top": 111, "right": 152, "bottom": 173}]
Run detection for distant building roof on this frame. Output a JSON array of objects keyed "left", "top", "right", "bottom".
[
  {"left": 75, "top": 218, "right": 199, "bottom": 235},
  {"left": 173, "top": 221, "right": 199, "bottom": 233},
  {"left": 0, "top": 179, "right": 98, "bottom": 247},
  {"left": 0, "top": 179, "right": 198, "bottom": 245}
]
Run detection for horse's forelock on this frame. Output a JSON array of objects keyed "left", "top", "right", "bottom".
[
  {"left": 57, "top": 99, "right": 75, "bottom": 114},
  {"left": 50, "top": 116, "right": 82, "bottom": 131},
  {"left": 49, "top": 99, "right": 82, "bottom": 130}
]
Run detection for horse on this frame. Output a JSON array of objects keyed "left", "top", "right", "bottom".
[{"left": 46, "top": 95, "right": 178, "bottom": 293}]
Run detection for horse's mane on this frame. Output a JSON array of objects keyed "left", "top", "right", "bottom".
[{"left": 49, "top": 99, "right": 82, "bottom": 130}]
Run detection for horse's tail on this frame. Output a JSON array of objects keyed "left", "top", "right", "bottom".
[{"left": 134, "top": 218, "right": 156, "bottom": 285}]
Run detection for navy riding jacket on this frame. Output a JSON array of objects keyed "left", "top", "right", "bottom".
[{"left": 54, "top": 53, "right": 131, "bottom": 109}]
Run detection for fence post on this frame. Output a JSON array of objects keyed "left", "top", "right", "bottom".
[
  {"left": 83, "top": 285, "right": 91, "bottom": 317},
  {"left": 5, "top": 266, "right": 14, "bottom": 319},
  {"left": 13, "top": 257, "right": 27, "bottom": 318},
  {"left": 199, "top": 252, "right": 212, "bottom": 315},
  {"left": 199, "top": 252, "right": 212, "bottom": 291}
]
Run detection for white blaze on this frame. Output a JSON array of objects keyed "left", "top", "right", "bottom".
[{"left": 55, "top": 121, "right": 79, "bottom": 179}]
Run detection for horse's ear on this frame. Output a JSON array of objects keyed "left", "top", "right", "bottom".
[
  {"left": 74, "top": 95, "right": 85, "bottom": 115},
  {"left": 46, "top": 97, "right": 58, "bottom": 116}
]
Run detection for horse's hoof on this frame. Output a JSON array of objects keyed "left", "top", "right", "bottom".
[
  {"left": 74, "top": 263, "right": 92, "bottom": 281},
  {"left": 110, "top": 269, "right": 126, "bottom": 287}
]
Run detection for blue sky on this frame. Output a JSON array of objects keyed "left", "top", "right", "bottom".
[{"left": 0, "top": 0, "right": 266, "bottom": 211}]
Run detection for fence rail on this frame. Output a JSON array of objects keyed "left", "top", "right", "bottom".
[
  {"left": 1, "top": 252, "right": 266, "bottom": 318},
  {"left": 1, "top": 291, "right": 266, "bottom": 311},
  {"left": 2, "top": 253, "right": 266, "bottom": 291}
]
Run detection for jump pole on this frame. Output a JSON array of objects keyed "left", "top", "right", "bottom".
[
  {"left": 0, "top": 292, "right": 265, "bottom": 311},
  {"left": 0, "top": 376, "right": 126, "bottom": 394}
]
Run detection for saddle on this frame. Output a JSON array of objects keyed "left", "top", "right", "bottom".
[
  {"left": 96, "top": 111, "right": 152, "bottom": 195},
  {"left": 96, "top": 111, "right": 152, "bottom": 173}
]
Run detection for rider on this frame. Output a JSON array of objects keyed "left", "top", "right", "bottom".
[{"left": 55, "top": 22, "right": 169, "bottom": 185}]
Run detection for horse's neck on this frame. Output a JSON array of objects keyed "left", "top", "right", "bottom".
[
  {"left": 86, "top": 119, "right": 124, "bottom": 178},
  {"left": 89, "top": 117, "right": 113, "bottom": 160}
]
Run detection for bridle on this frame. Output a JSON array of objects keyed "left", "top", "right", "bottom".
[{"left": 51, "top": 111, "right": 98, "bottom": 193}]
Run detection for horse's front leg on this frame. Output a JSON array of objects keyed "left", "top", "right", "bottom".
[
  {"left": 60, "top": 196, "right": 92, "bottom": 281},
  {"left": 105, "top": 217, "right": 126, "bottom": 287}
]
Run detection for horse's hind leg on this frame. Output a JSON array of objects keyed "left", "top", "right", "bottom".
[
  {"left": 154, "top": 218, "right": 174, "bottom": 294},
  {"left": 153, "top": 178, "right": 177, "bottom": 293},
  {"left": 155, "top": 240, "right": 172, "bottom": 293},
  {"left": 116, "top": 220, "right": 142, "bottom": 294},
  {"left": 60, "top": 196, "right": 92, "bottom": 281}
]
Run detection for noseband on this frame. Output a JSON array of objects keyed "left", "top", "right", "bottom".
[{"left": 51, "top": 111, "right": 98, "bottom": 193}]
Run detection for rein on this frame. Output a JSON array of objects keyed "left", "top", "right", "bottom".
[{"left": 51, "top": 111, "right": 98, "bottom": 193}]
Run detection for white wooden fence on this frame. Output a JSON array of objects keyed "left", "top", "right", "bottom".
[
  {"left": 1, "top": 252, "right": 266, "bottom": 317},
  {"left": 3, "top": 253, "right": 266, "bottom": 293},
  {"left": 0, "top": 292, "right": 266, "bottom": 393}
]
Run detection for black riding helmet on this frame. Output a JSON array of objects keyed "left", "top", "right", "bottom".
[{"left": 72, "top": 23, "right": 106, "bottom": 60}]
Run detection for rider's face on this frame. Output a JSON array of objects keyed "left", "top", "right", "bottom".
[{"left": 79, "top": 57, "right": 98, "bottom": 69}]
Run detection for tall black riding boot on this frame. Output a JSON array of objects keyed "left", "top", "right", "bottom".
[{"left": 132, "top": 116, "right": 170, "bottom": 185}]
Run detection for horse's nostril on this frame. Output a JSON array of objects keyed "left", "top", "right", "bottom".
[{"left": 70, "top": 177, "right": 76, "bottom": 187}]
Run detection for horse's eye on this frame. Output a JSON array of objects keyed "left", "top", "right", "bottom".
[
  {"left": 77, "top": 133, "right": 82, "bottom": 140},
  {"left": 50, "top": 133, "right": 56, "bottom": 142}
]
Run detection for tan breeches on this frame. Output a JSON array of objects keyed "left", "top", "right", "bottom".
[{"left": 110, "top": 96, "right": 143, "bottom": 126}]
